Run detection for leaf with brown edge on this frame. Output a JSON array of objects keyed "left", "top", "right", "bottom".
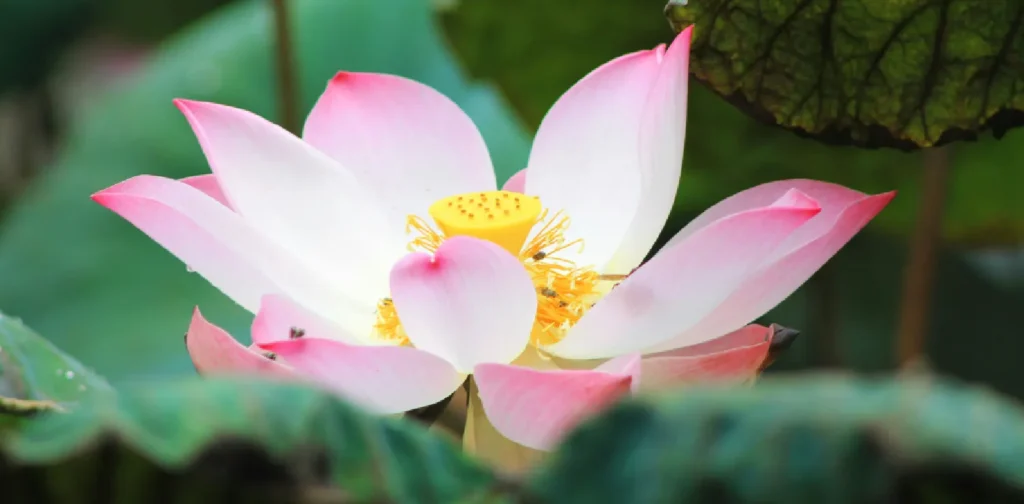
[{"left": 666, "top": 0, "right": 1024, "bottom": 149}]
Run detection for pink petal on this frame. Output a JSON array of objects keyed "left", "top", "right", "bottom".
[
  {"left": 502, "top": 168, "right": 527, "bottom": 193},
  {"left": 606, "top": 27, "right": 692, "bottom": 274},
  {"left": 640, "top": 324, "right": 770, "bottom": 392},
  {"left": 260, "top": 337, "right": 464, "bottom": 414},
  {"left": 546, "top": 194, "right": 820, "bottom": 359},
  {"left": 524, "top": 48, "right": 663, "bottom": 269},
  {"left": 180, "top": 174, "right": 232, "bottom": 210},
  {"left": 185, "top": 307, "right": 291, "bottom": 376},
  {"left": 92, "top": 175, "right": 284, "bottom": 312},
  {"left": 648, "top": 182, "right": 894, "bottom": 352},
  {"left": 92, "top": 175, "right": 376, "bottom": 336},
  {"left": 303, "top": 72, "right": 496, "bottom": 230},
  {"left": 251, "top": 294, "right": 361, "bottom": 345},
  {"left": 668, "top": 179, "right": 885, "bottom": 252},
  {"left": 389, "top": 236, "right": 536, "bottom": 372},
  {"left": 473, "top": 355, "right": 638, "bottom": 450},
  {"left": 175, "top": 99, "right": 400, "bottom": 300}
]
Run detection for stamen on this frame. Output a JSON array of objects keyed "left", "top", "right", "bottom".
[
  {"left": 375, "top": 198, "right": 623, "bottom": 346},
  {"left": 518, "top": 210, "right": 603, "bottom": 347},
  {"left": 406, "top": 215, "right": 445, "bottom": 253},
  {"left": 372, "top": 297, "right": 410, "bottom": 345}
]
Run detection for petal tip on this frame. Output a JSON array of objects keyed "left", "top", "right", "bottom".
[
  {"left": 330, "top": 71, "right": 355, "bottom": 85},
  {"left": 172, "top": 98, "right": 197, "bottom": 112},
  {"left": 90, "top": 176, "right": 148, "bottom": 205},
  {"left": 773, "top": 188, "right": 821, "bottom": 212},
  {"left": 173, "top": 98, "right": 225, "bottom": 121},
  {"left": 189, "top": 305, "right": 207, "bottom": 324}
]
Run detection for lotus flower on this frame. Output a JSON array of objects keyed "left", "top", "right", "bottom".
[{"left": 92, "top": 27, "right": 893, "bottom": 461}]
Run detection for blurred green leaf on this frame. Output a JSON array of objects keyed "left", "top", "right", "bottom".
[
  {"left": 665, "top": 0, "right": 1024, "bottom": 149},
  {"left": 2, "top": 377, "right": 511, "bottom": 503},
  {"left": 98, "top": 0, "right": 232, "bottom": 42},
  {"left": 0, "top": 0, "right": 530, "bottom": 383},
  {"left": 0, "top": 312, "right": 111, "bottom": 406},
  {"left": 533, "top": 374, "right": 1024, "bottom": 503},
  {"left": 757, "top": 231, "right": 1024, "bottom": 402},
  {"left": 438, "top": 0, "right": 1024, "bottom": 244},
  {"left": 0, "top": 313, "right": 110, "bottom": 434},
  {"left": 0, "top": 0, "right": 93, "bottom": 92},
  {"left": 437, "top": 0, "right": 669, "bottom": 129}
]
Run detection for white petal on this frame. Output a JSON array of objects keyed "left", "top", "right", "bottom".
[
  {"left": 175, "top": 99, "right": 400, "bottom": 303},
  {"left": 92, "top": 176, "right": 372, "bottom": 336},
  {"left": 524, "top": 49, "right": 662, "bottom": 268},
  {"left": 303, "top": 72, "right": 497, "bottom": 231},
  {"left": 605, "top": 28, "right": 691, "bottom": 274}
]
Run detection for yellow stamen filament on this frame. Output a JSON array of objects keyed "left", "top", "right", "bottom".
[
  {"left": 519, "top": 210, "right": 603, "bottom": 347},
  {"left": 372, "top": 298, "right": 410, "bottom": 345},
  {"left": 373, "top": 190, "right": 613, "bottom": 348},
  {"left": 405, "top": 215, "right": 445, "bottom": 253}
]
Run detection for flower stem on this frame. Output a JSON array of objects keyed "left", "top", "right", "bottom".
[
  {"left": 270, "top": 0, "right": 300, "bottom": 134},
  {"left": 896, "top": 147, "right": 951, "bottom": 367}
]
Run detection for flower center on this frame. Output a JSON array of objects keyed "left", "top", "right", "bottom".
[
  {"left": 429, "top": 190, "right": 542, "bottom": 255},
  {"left": 373, "top": 190, "right": 605, "bottom": 348}
]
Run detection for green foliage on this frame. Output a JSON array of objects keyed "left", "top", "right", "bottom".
[
  {"left": 0, "top": 312, "right": 110, "bottom": 434},
  {"left": 5, "top": 353, "right": 1024, "bottom": 503},
  {"left": 0, "top": 0, "right": 530, "bottom": 383},
  {"left": 438, "top": 0, "right": 669, "bottom": 129},
  {"left": 0, "top": 312, "right": 111, "bottom": 408},
  {"left": 666, "top": 0, "right": 1024, "bottom": 148},
  {"left": 532, "top": 375, "right": 1024, "bottom": 503},
  {"left": 2, "top": 377, "right": 512, "bottom": 504},
  {"left": 98, "top": 0, "right": 232, "bottom": 42},
  {"left": 0, "top": 0, "right": 92, "bottom": 92}
]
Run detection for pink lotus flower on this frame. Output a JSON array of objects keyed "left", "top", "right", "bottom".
[{"left": 93, "top": 27, "right": 892, "bottom": 456}]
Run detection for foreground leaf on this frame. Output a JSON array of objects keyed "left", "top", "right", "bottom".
[
  {"left": 0, "top": 313, "right": 110, "bottom": 406},
  {"left": 0, "top": 313, "right": 110, "bottom": 434},
  {"left": 2, "top": 377, "right": 512, "bottom": 503},
  {"left": 533, "top": 374, "right": 1024, "bottom": 503},
  {"left": 665, "top": 0, "right": 1024, "bottom": 148}
]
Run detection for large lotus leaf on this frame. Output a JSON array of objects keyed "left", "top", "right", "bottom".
[
  {"left": 2, "top": 377, "right": 510, "bottom": 503},
  {"left": 437, "top": 0, "right": 1024, "bottom": 244},
  {"left": 665, "top": 0, "right": 1024, "bottom": 149},
  {"left": 0, "top": 0, "right": 530, "bottom": 383},
  {"left": 533, "top": 374, "right": 1024, "bottom": 503}
]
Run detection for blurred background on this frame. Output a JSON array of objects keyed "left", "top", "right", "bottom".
[{"left": 0, "top": 0, "right": 1021, "bottom": 401}]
